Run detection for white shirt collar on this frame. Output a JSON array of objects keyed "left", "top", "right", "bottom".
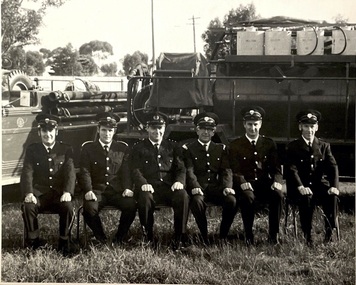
[
  {"left": 301, "top": 136, "right": 314, "bottom": 145},
  {"left": 149, "top": 139, "right": 162, "bottom": 147},
  {"left": 245, "top": 134, "right": 259, "bottom": 144},
  {"left": 99, "top": 140, "right": 112, "bottom": 149},
  {"left": 43, "top": 142, "right": 55, "bottom": 150},
  {"left": 198, "top": 140, "right": 211, "bottom": 148}
]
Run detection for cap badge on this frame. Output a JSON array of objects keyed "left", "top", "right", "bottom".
[
  {"left": 307, "top": 113, "right": 312, "bottom": 118},
  {"left": 153, "top": 115, "right": 159, "bottom": 120},
  {"left": 204, "top": 117, "right": 210, "bottom": 121},
  {"left": 106, "top": 116, "right": 111, "bottom": 121},
  {"left": 249, "top": 110, "right": 254, "bottom": 115},
  {"left": 44, "top": 118, "right": 49, "bottom": 123}
]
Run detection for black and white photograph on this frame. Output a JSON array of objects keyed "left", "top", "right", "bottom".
[{"left": 1, "top": 0, "right": 355, "bottom": 284}]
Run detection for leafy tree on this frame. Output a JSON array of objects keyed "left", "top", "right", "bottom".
[
  {"left": 7, "top": 47, "right": 26, "bottom": 69},
  {"left": 1, "top": 0, "right": 67, "bottom": 56},
  {"left": 122, "top": 50, "right": 149, "bottom": 76},
  {"left": 77, "top": 54, "right": 98, "bottom": 76},
  {"left": 101, "top": 62, "right": 118, "bottom": 76},
  {"left": 333, "top": 14, "right": 349, "bottom": 24},
  {"left": 25, "top": 50, "right": 45, "bottom": 75},
  {"left": 79, "top": 40, "right": 113, "bottom": 67},
  {"left": 48, "top": 43, "right": 82, "bottom": 76},
  {"left": 202, "top": 3, "right": 259, "bottom": 59}
]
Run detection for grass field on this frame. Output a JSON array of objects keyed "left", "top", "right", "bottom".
[{"left": 1, "top": 199, "right": 355, "bottom": 284}]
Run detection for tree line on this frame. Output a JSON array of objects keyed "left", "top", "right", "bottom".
[{"left": 2, "top": 0, "right": 347, "bottom": 77}]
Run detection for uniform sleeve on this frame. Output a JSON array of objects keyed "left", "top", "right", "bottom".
[
  {"left": 20, "top": 146, "right": 35, "bottom": 197},
  {"left": 269, "top": 140, "right": 283, "bottom": 184},
  {"left": 130, "top": 144, "right": 149, "bottom": 190},
  {"left": 172, "top": 143, "right": 186, "bottom": 184},
  {"left": 229, "top": 142, "right": 247, "bottom": 186},
  {"left": 78, "top": 144, "right": 93, "bottom": 193},
  {"left": 324, "top": 143, "right": 339, "bottom": 188},
  {"left": 285, "top": 143, "right": 304, "bottom": 188},
  {"left": 220, "top": 145, "right": 233, "bottom": 189},
  {"left": 62, "top": 145, "right": 76, "bottom": 195},
  {"left": 119, "top": 146, "right": 133, "bottom": 190},
  {"left": 183, "top": 146, "right": 202, "bottom": 190}
]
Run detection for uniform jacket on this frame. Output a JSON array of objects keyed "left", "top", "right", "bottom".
[
  {"left": 20, "top": 141, "right": 76, "bottom": 197},
  {"left": 229, "top": 135, "right": 283, "bottom": 186},
  {"left": 79, "top": 140, "right": 132, "bottom": 194},
  {"left": 130, "top": 139, "right": 186, "bottom": 189},
  {"left": 183, "top": 140, "right": 232, "bottom": 191},
  {"left": 286, "top": 137, "right": 339, "bottom": 194}
]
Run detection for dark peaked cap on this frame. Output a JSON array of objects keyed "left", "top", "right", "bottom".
[
  {"left": 296, "top": 109, "right": 321, "bottom": 124},
  {"left": 96, "top": 112, "right": 120, "bottom": 128},
  {"left": 36, "top": 113, "right": 59, "bottom": 129},
  {"left": 194, "top": 112, "right": 219, "bottom": 128},
  {"left": 241, "top": 106, "right": 265, "bottom": 120},
  {"left": 146, "top": 113, "right": 167, "bottom": 126}
]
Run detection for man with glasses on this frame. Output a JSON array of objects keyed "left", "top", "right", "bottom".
[{"left": 183, "top": 112, "right": 236, "bottom": 245}]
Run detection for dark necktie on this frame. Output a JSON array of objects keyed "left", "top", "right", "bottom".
[
  {"left": 154, "top": 144, "right": 159, "bottom": 155},
  {"left": 251, "top": 140, "right": 256, "bottom": 148},
  {"left": 104, "top": 145, "right": 109, "bottom": 155},
  {"left": 204, "top": 144, "right": 208, "bottom": 152},
  {"left": 308, "top": 141, "right": 312, "bottom": 153},
  {"left": 47, "top": 147, "right": 52, "bottom": 154}
]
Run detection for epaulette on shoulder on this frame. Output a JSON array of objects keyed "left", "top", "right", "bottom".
[
  {"left": 117, "top": 140, "right": 128, "bottom": 147},
  {"left": 217, "top": 143, "right": 226, "bottom": 150},
  {"left": 133, "top": 139, "right": 145, "bottom": 146},
  {"left": 182, "top": 143, "right": 188, "bottom": 150}
]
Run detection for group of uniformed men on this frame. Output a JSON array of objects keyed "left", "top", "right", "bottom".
[{"left": 21, "top": 106, "right": 340, "bottom": 255}]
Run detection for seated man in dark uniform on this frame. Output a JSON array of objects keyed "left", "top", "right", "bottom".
[
  {"left": 131, "top": 113, "right": 190, "bottom": 249},
  {"left": 78, "top": 112, "right": 137, "bottom": 245},
  {"left": 229, "top": 106, "right": 284, "bottom": 245},
  {"left": 183, "top": 112, "right": 236, "bottom": 244},
  {"left": 286, "top": 110, "right": 339, "bottom": 245},
  {"left": 21, "top": 113, "right": 75, "bottom": 255}
]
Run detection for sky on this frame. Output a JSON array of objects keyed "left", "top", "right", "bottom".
[{"left": 25, "top": 0, "right": 356, "bottom": 69}]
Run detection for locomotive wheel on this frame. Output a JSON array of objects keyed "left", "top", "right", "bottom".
[{"left": 6, "top": 70, "right": 33, "bottom": 91}]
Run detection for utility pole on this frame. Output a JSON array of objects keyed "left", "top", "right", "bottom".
[
  {"left": 151, "top": 0, "right": 155, "bottom": 72},
  {"left": 188, "top": 15, "right": 200, "bottom": 53}
]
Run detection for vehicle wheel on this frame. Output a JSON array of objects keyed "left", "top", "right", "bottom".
[
  {"left": 131, "top": 85, "right": 152, "bottom": 129},
  {"left": 6, "top": 70, "right": 33, "bottom": 91}
]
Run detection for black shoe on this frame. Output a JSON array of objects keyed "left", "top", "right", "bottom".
[
  {"left": 112, "top": 234, "right": 125, "bottom": 246},
  {"left": 25, "top": 238, "right": 46, "bottom": 250},
  {"left": 324, "top": 229, "right": 333, "bottom": 243},
  {"left": 58, "top": 238, "right": 79, "bottom": 257},
  {"left": 142, "top": 226, "right": 153, "bottom": 242},
  {"left": 268, "top": 233, "right": 279, "bottom": 245}
]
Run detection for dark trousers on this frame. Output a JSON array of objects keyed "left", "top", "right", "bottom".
[
  {"left": 22, "top": 191, "right": 74, "bottom": 240},
  {"left": 83, "top": 190, "right": 137, "bottom": 241},
  {"left": 298, "top": 190, "right": 339, "bottom": 238},
  {"left": 238, "top": 181, "right": 284, "bottom": 239},
  {"left": 190, "top": 185, "right": 238, "bottom": 239},
  {"left": 137, "top": 182, "right": 190, "bottom": 240}
]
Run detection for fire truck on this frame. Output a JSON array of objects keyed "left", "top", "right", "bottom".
[{"left": 2, "top": 17, "right": 355, "bottom": 185}]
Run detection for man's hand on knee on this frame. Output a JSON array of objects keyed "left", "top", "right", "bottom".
[
  {"left": 171, "top": 181, "right": 184, "bottom": 191},
  {"left": 192, "top": 188, "right": 204, "bottom": 196},
  {"left": 85, "top": 190, "right": 97, "bottom": 201},
  {"left": 122, "top": 189, "right": 134, "bottom": 197},
  {"left": 141, "top": 184, "right": 154, "bottom": 193},
  {"left": 24, "top": 193, "right": 37, "bottom": 204},
  {"left": 60, "top": 192, "right": 72, "bottom": 202}
]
